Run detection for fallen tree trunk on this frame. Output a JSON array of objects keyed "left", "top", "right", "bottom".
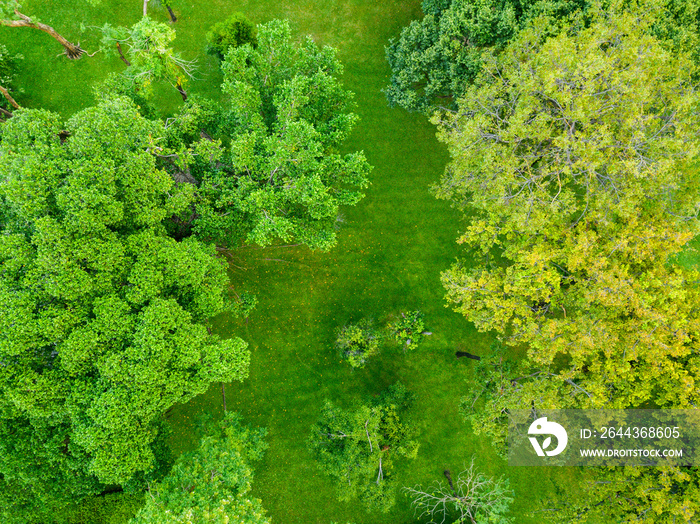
[
  {"left": 0, "top": 85, "right": 19, "bottom": 109},
  {"left": 1, "top": 9, "right": 85, "bottom": 59}
]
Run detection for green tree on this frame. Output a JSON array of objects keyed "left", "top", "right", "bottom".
[
  {"left": 336, "top": 319, "right": 381, "bottom": 368},
  {"left": 186, "top": 19, "right": 371, "bottom": 250},
  {"left": 206, "top": 12, "right": 257, "bottom": 60},
  {"left": 131, "top": 412, "right": 270, "bottom": 524},
  {"left": 101, "top": 17, "right": 196, "bottom": 100},
  {"left": 434, "top": 1, "right": 700, "bottom": 412},
  {"left": 0, "top": 98, "right": 250, "bottom": 520},
  {"left": 387, "top": 310, "right": 426, "bottom": 351},
  {"left": 460, "top": 342, "right": 577, "bottom": 456},
  {"left": 384, "top": 0, "right": 587, "bottom": 113},
  {"left": 404, "top": 459, "right": 514, "bottom": 524},
  {"left": 308, "top": 383, "right": 419, "bottom": 512}
]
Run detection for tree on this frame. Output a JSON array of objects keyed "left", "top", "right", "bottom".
[
  {"left": 437, "top": 3, "right": 700, "bottom": 520},
  {"left": 308, "top": 383, "right": 419, "bottom": 512},
  {"left": 0, "top": 1, "right": 87, "bottom": 59},
  {"left": 458, "top": 342, "right": 579, "bottom": 456},
  {"left": 130, "top": 412, "right": 270, "bottom": 524},
  {"left": 101, "top": 17, "right": 196, "bottom": 100},
  {"left": 0, "top": 98, "right": 250, "bottom": 518},
  {"left": 336, "top": 319, "right": 381, "bottom": 368},
  {"left": 434, "top": 1, "right": 700, "bottom": 412},
  {"left": 186, "top": 19, "right": 371, "bottom": 250},
  {"left": 384, "top": 0, "right": 587, "bottom": 113},
  {"left": 404, "top": 459, "right": 514, "bottom": 524},
  {"left": 206, "top": 12, "right": 257, "bottom": 60},
  {"left": 387, "top": 310, "right": 426, "bottom": 351},
  {"left": 540, "top": 465, "right": 700, "bottom": 523}
]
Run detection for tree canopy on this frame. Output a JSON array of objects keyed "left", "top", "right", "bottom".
[
  {"left": 308, "top": 383, "right": 419, "bottom": 512},
  {"left": 384, "top": 0, "right": 588, "bottom": 113},
  {"left": 435, "top": 1, "right": 700, "bottom": 412},
  {"left": 178, "top": 19, "right": 371, "bottom": 250},
  {"left": 131, "top": 412, "right": 270, "bottom": 524},
  {"left": 101, "top": 17, "right": 196, "bottom": 100},
  {"left": 0, "top": 97, "right": 250, "bottom": 520}
]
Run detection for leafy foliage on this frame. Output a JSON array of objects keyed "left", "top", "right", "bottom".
[
  {"left": 384, "top": 0, "right": 587, "bottom": 112},
  {"left": 386, "top": 310, "right": 425, "bottom": 350},
  {"left": 93, "top": 72, "right": 157, "bottom": 119},
  {"left": 336, "top": 319, "right": 381, "bottom": 368},
  {"left": 541, "top": 465, "right": 700, "bottom": 524},
  {"left": 206, "top": 12, "right": 257, "bottom": 60},
  {"left": 0, "top": 98, "right": 250, "bottom": 517},
  {"left": 187, "top": 19, "right": 371, "bottom": 249},
  {"left": 437, "top": 2, "right": 700, "bottom": 520},
  {"left": 434, "top": 2, "right": 700, "bottom": 412},
  {"left": 460, "top": 342, "right": 581, "bottom": 456},
  {"left": 308, "top": 383, "right": 419, "bottom": 512},
  {"left": 101, "top": 17, "right": 196, "bottom": 98},
  {"left": 231, "top": 290, "right": 258, "bottom": 320},
  {"left": 130, "top": 412, "right": 270, "bottom": 524}
]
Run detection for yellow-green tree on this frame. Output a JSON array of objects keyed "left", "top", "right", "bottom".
[
  {"left": 439, "top": 5, "right": 700, "bottom": 519},
  {"left": 436, "top": 0, "right": 700, "bottom": 411}
]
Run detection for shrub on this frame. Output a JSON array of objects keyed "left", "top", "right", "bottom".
[
  {"left": 336, "top": 319, "right": 381, "bottom": 368},
  {"left": 387, "top": 310, "right": 425, "bottom": 350},
  {"left": 206, "top": 13, "right": 257, "bottom": 60}
]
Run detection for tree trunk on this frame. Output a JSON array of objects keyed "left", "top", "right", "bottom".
[
  {"left": 116, "top": 42, "right": 131, "bottom": 66},
  {"left": 143, "top": 0, "right": 149, "bottom": 17},
  {"left": 166, "top": 5, "right": 177, "bottom": 22},
  {"left": 0, "top": 85, "right": 19, "bottom": 109},
  {"left": 176, "top": 81, "right": 187, "bottom": 101},
  {"left": 221, "top": 383, "right": 227, "bottom": 412},
  {"left": 444, "top": 469, "right": 457, "bottom": 495},
  {"left": 1, "top": 10, "right": 85, "bottom": 59}
]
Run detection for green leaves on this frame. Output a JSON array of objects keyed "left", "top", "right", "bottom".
[
  {"left": 386, "top": 310, "right": 425, "bottom": 350},
  {"left": 100, "top": 17, "right": 196, "bottom": 99},
  {"left": 205, "top": 12, "right": 257, "bottom": 60},
  {"left": 0, "top": 98, "right": 250, "bottom": 509},
  {"left": 336, "top": 319, "right": 381, "bottom": 368},
  {"left": 308, "top": 383, "right": 419, "bottom": 512},
  {"left": 130, "top": 412, "right": 270, "bottom": 524},
  {"left": 542, "top": 465, "right": 700, "bottom": 523},
  {"left": 385, "top": 0, "right": 587, "bottom": 112},
  {"left": 436, "top": 1, "right": 700, "bottom": 411},
  {"left": 190, "top": 19, "right": 370, "bottom": 250}
]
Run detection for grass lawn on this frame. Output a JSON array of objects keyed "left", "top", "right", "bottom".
[{"left": 3, "top": 1, "right": 584, "bottom": 522}]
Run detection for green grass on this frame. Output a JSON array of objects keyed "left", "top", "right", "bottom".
[{"left": 3, "top": 1, "right": 580, "bottom": 523}]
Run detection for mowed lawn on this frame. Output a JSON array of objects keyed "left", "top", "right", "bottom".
[{"left": 2, "top": 1, "right": 579, "bottom": 523}]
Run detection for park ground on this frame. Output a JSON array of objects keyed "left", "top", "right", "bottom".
[{"left": 3, "top": 1, "right": 589, "bottom": 522}]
